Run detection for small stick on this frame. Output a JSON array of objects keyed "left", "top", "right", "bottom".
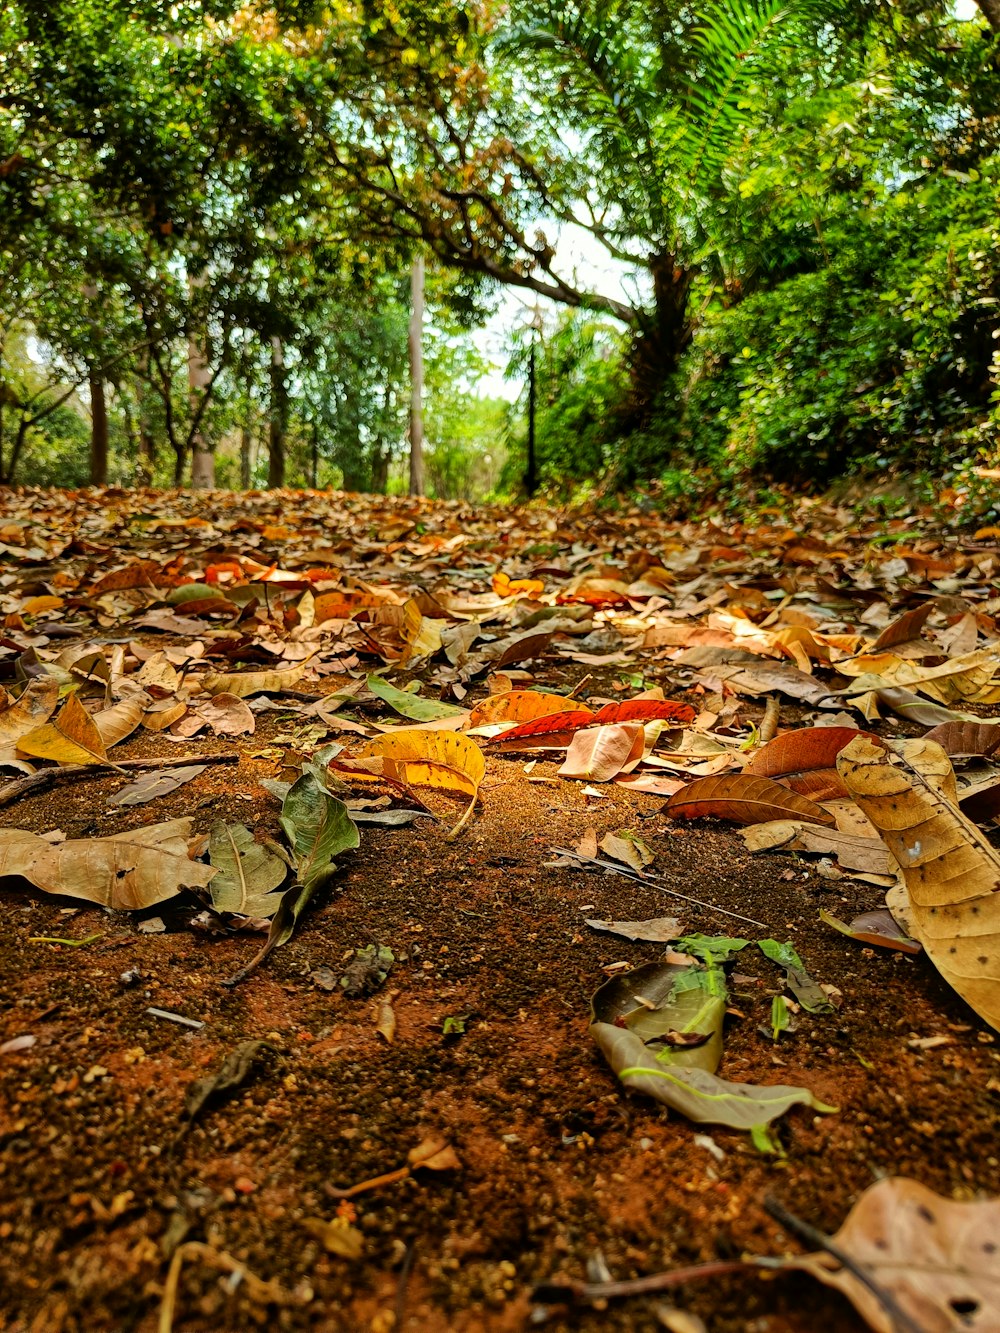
[
  {"left": 568, "top": 673, "right": 594, "bottom": 699},
  {"left": 764, "top": 1197, "right": 926, "bottom": 1333},
  {"left": 0, "top": 751, "right": 239, "bottom": 809},
  {"left": 759, "top": 695, "right": 781, "bottom": 744},
  {"left": 532, "top": 1258, "right": 771, "bottom": 1305},
  {"left": 325, "top": 1164, "right": 411, "bottom": 1200},
  {"left": 550, "top": 847, "right": 769, "bottom": 929}
]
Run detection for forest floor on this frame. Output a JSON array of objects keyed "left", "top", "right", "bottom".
[{"left": 0, "top": 486, "right": 999, "bottom": 1333}]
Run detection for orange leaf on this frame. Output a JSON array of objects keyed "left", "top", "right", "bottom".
[
  {"left": 744, "top": 727, "right": 875, "bottom": 779},
  {"left": 492, "top": 571, "right": 544, "bottom": 598},
  {"left": 17, "top": 693, "right": 109, "bottom": 767},
  {"left": 470, "top": 690, "right": 593, "bottom": 726}
]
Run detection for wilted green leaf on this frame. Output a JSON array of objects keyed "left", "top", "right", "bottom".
[
  {"left": 758, "top": 938, "right": 833, "bottom": 1013},
  {"left": 367, "top": 673, "right": 468, "bottom": 722},
  {"left": 208, "top": 823, "right": 287, "bottom": 918}
]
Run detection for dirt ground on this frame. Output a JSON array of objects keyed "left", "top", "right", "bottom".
[{"left": 1, "top": 488, "right": 998, "bottom": 1332}]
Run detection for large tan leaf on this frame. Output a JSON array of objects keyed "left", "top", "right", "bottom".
[
  {"left": 349, "top": 730, "right": 485, "bottom": 838},
  {"left": 558, "top": 724, "right": 645, "bottom": 782},
  {"left": 17, "top": 693, "right": 109, "bottom": 766},
  {"left": 838, "top": 648, "right": 998, "bottom": 703},
  {"left": 0, "top": 818, "right": 214, "bottom": 908},
  {"left": 94, "top": 697, "right": 147, "bottom": 748},
  {"left": 837, "top": 735, "right": 1000, "bottom": 1029},
  {"left": 0, "top": 677, "right": 59, "bottom": 747},
  {"left": 790, "top": 1177, "right": 1000, "bottom": 1333},
  {"left": 665, "top": 775, "right": 835, "bottom": 827}
]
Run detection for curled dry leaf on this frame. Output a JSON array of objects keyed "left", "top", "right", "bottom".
[
  {"left": 788, "top": 1177, "right": 1000, "bottom": 1333},
  {"left": 93, "top": 696, "right": 147, "bottom": 748},
  {"left": 838, "top": 735, "right": 1000, "bottom": 1029},
  {"left": 922, "top": 720, "right": 1000, "bottom": 759},
  {"left": 349, "top": 730, "right": 485, "bottom": 838},
  {"left": 870, "top": 601, "right": 935, "bottom": 650},
  {"left": 201, "top": 662, "right": 307, "bottom": 698},
  {"left": 0, "top": 678, "right": 60, "bottom": 749},
  {"left": 665, "top": 774, "right": 835, "bottom": 828},
  {"left": 559, "top": 723, "right": 645, "bottom": 782},
  {"left": 0, "top": 818, "right": 214, "bottom": 908}
]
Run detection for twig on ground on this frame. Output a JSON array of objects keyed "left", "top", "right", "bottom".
[
  {"left": 158, "top": 1241, "right": 298, "bottom": 1333},
  {"left": 549, "top": 847, "right": 769, "bottom": 929},
  {"left": 531, "top": 1258, "right": 772, "bottom": 1306},
  {"left": 0, "top": 751, "right": 239, "bottom": 809},
  {"left": 763, "top": 1197, "right": 926, "bottom": 1333}
]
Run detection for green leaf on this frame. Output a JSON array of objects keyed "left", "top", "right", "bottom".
[
  {"left": 208, "top": 822, "right": 288, "bottom": 918},
  {"left": 591, "top": 961, "right": 725, "bottom": 1072},
  {"left": 591, "top": 1021, "right": 835, "bottom": 1130},
  {"left": 758, "top": 939, "right": 833, "bottom": 1013},
  {"left": 366, "top": 673, "right": 468, "bottom": 722},
  {"left": 771, "top": 994, "right": 792, "bottom": 1041}
]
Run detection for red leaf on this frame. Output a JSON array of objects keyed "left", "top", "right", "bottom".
[
  {"left": 745, "top": 727, "right": 878, "bottom": 778},
  {"left": 487, "top": 710, "right": 595, "bottom": 747},
  {"left": 593, "top": 700, "right": 696, "bottom": 726}
]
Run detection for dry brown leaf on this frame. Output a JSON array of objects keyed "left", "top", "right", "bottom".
[
  {"left": 744, "top": 727, "right": 873, "bottom": 779},
  {"left": 0, "top": 818, "right": 214, "bottom": 908},
  {"left": 201, "top": 662, "right": 307, "bottom": 698},
  {"left": 665, "top": 774, "right": 836, "bottom": 827},
  {"left": 558, "top": 723, "right": 645, "bottom": 782},
  {"left": 789, "top": 1177, "right": 1000, "bottom": 1333},
  {"left": 870, "top": 601, "right": 935, "bottom": 649},
  {"left": 93, "top": 697, "right": 147, "bottom": 748},
  {"left": 838, "top": 735, "right": 1000, "bottom": 1029},
  {"left": 17, "top": 693, "right": 109, "bottom": 767},
  {"left": 923, "top": 720, "right": 1000, "bottom": 759},
  {"left": 0, "top": 677, "right": 60, "bottom": 747},
  {"left": 172, "top": 692, "right": 255, "bottom": 738}
]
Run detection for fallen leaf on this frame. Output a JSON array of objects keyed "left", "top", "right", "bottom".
[
  {"left": 108, "top": 764, "right": 207, "bottom": 807},
  {"left": 93, "top": 697, "right": 146, "bottom": 748},
  {"left": 789, "top": 1177, "right": 1000, "bottom": 1333},
  {"left": 558, "top": 724, "right": 645, "bottom": 781},
  {"left": 744, "top": 727, "right": 873, "bottom": 779},
  {"left": 367, "top": 673, "right": 468, "bottom": 722},
  {"left": 838, "top": 735, "right": 1000, "bottom": 1029},
  {"left": 592, "top": 700, "right": 696, "bottom": 726},
  {"left": 599, "top": 830, "right": 655, "bottom": 871},
  {"left": 184, "top": 1040, "right": 274, "bottom": 1123},
  {"left": 16, "top": 693, "right": 109, "bottom": 767},
  {"left": 173, "top": 693, "right": 256, "bottom": 738},
  {"left": 469, "top": 690, "right": 592, "bottom": 726},
  {"left": 584, "top": 916, "right": 683, "bottom": 942},
  {"left": 201, "top": 663, "right": 307, "bottom": 698},
  {"left": 208, "top": 823, "right": 287, "bottom": 917},
  {"left": 665, "top": 775, "right": 835, "bottom": 827},
  {"left": 820, "top": 908, "right": 922, "bottom": 954},
  {"left": 922, "top": 720, "right": 1000, "bottom": 759},
  {"left": 0, "top": 818, "right": 214, "bottom": 908},
  {"left": 349, "top": 730, "right": 485, "bottom": 838}
]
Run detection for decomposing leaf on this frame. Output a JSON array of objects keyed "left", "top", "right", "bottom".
[
  {"left": 109, "top": 763, "right": 207, "bottom": 807},
  {"left": 599, "top": 829, "right": 655, "bottom": 871},
  {"left": 0, "top": 818, "right": 214, "bottom": 908},
  {"left": 788, "top": 1177, "right": 1000, "bottom": 1333},
  {"left": 183, "top": 1040, "right": 274, "bottom": 1123},
  {"left": 93, "top": 697, "right": 146, "bottom": 748},
  {"left": 17, "top": 693, "right": 109, "bottom": 767},
  {"left": 350, "top": 730, "right": 485, "bottom": 837},
  {"left": 173, "top": 693, "right": 255, "bottom": 738},
  {"left": 208, "top": 823, "right": 287, "bottom": 917},
  {"left": 838, "top": 735, "right": 1000, "bottom": 1029},
  {"left": 341, "top": 944, "right": 394, "bottom": 997},
  {"left": 665, "top": 774, "right": 835, "bottom": 827},
  {"left": 559, "top": 723, "right": 645, "bottom": 781}
]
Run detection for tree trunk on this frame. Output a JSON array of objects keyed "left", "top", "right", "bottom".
[
  {"left": 976, "top": 0, "right": 1000, "bottom": 31},
  {"left": 626, "top": 256, "right": 694, "bottom": 424},
  {"left": 408, "top": 252, "right": 425, "bottom": 497},
  {"left": 240, "top": 423, "right": 252, "bottom": 489},
  {"left": 136, "top": 354, "right": 156, "bottom": 485},
  {"left": 89, "top": 368, "right": 108, "bottom": 486},
  {"left": 188, "top": 274, "right": 214, "bottom": 489},
  {"left": 268, "top": 335, "right": 287, "bottom": 489}
]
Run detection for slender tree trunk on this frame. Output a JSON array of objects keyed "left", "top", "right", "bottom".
[
  {"left": 408, "top": 252, "right": 425, "bottom": 497},
  {"left": 268, "top": 334, "right": 286, "bottom": 489},
  {"left": 188, "top": 275, "right": 214, "bottom": 489},
  {"left": 240, "top": 422, "right": 252, "bottom": 489},
  {"left": 136, "top": 353, "right": 156, "bottom": 485},
  {"left": 525, "top": 340, "right": 538, "bottom": 497},
  {"left": 89, "top": 368, "right": 108, "bottom": 485},
  {"left": 310, "top": 420, "right": 318, "bottom": 489},
  {"left": 626, "top": 256, "right": 694, "bottom": 424}
]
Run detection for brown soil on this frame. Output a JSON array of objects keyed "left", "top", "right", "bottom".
[{"left": 1, "top": 489, "right": 998, "bottom": 1333}]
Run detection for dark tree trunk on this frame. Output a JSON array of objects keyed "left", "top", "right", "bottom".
[
  {"left": 240, "top": 423, "right": 252, "bottom": 489},
  {"left": 626, "top": 257, "right": 694, "bottom": 423},
  {"left": 408, "top": 253, "right": 425, "bottom": 496},
  {"left": 976, "top": 0, "right": 1000, "bottom": 31},
  {"left": 89, "top": 368, "right": 108, "bottom": 485},
  {"left": 268, "top": 335, "right": 287, "bottom": 488}
]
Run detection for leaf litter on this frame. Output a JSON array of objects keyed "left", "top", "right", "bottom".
[{"left": 1, "top": 487, "right": 1000, "bottom": 1330}]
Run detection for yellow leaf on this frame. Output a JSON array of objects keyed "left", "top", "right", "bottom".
[
  {"left": 838, "top": 735, "right": 1000, "bottom": 1030},
  {"left": 400, "top": 599, "right": 443, "bottom": 664},
  {"left": 201, "top": 662, "right": 306, "bottom": 698},
  {"left": 17, "top": 693, "right": 109, "bottom": 766},
  {"left": 350, "top": 730, "right": 485, "bottom": 838}
]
